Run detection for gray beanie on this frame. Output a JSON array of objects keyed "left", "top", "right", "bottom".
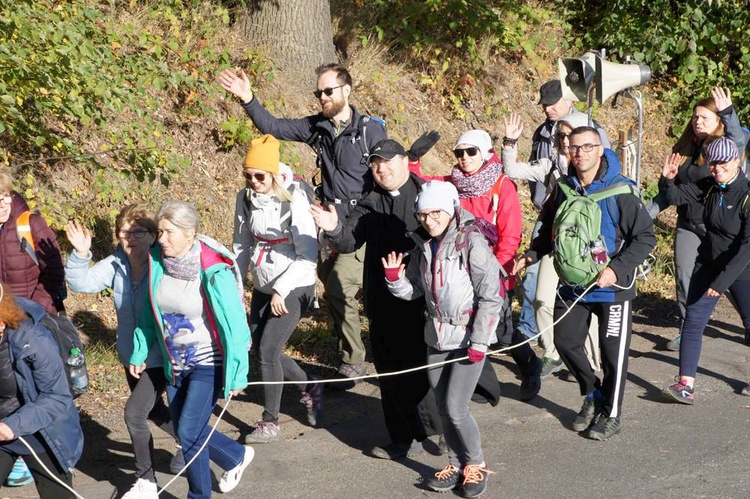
[
  {"left": 416, "top": 181, "right": 459, "bottom": 217},
  {"left": 454, "top": 129, "right": 493, "bottom": 162}
]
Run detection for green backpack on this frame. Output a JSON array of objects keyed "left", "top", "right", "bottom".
[{"left": 552, "top": 180, "right": 637, "bottom": 287}]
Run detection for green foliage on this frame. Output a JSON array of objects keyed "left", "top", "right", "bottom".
[
  {"left": 0, "top": 0, "right": 233, "bottom": 201},
  {"left": 559, "top": 0, "right": 750, "bottom": 128},
  {"left": 351, "top": 0, "right": 557, "bottom": 116}
]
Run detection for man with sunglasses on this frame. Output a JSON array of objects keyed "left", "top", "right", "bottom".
[
  {"left": 311, "top": 139, "right": 442, "bottom": 460},
  {"left": 218, "top": 63, "right": 387, "bottom": 387},
  {"left": 513, "top": 126, "right": 654, "bottom": 441}
]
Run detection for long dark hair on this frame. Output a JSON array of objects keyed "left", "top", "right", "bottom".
[{"left": 672, "top": 97, "right": 725, "bottom": 162}]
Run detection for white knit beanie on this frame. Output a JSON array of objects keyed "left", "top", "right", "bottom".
[
  {"left": 416, "top": 181, "right": 459, "bottom": 217},
  {"left": 454, "top": 129, "right": 493, "bottom": 162}
]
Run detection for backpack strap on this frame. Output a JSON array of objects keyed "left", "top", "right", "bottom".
[
  {"left": 17, "top": 211, "right": 39, "bottom": 266},
  {"left": 357, "top": 115, "right": 386, "bottom": 161}
]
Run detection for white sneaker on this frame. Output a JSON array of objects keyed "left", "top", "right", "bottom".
[
  {"left": 218, "top": 445, "right": 254, "bottom": 493},
  {"left": 169, "top": 447, "right": 185, "bottom": 475},
  {"left": 121, "top": 478, "right": 158, "bottom": 499}
]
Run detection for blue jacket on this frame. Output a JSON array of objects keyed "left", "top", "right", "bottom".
[
  {"left": 528, "top": 149, "right": 656, "bottom": 303},
  {"left": 65, "top": 246, "right": 162, "bottom": 368},
  {"left": 2, "top": 298, "right": 83, "bottom": 471}
]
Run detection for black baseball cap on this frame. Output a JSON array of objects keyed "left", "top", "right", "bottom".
[
  {"left": 368, "top": 139, "right": 407, "bottom": 162},
  {"left": 538, "top": 79, "right": 563, "bottom": 106}
]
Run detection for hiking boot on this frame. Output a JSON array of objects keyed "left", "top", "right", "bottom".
[
  {"left": 300, "top": 378, "right": 323, "bottom": 427},
  {"left": 245, "top": 420, "right": 281, "bottom": 443},
  {"left": 426, "top": 464, "right": 461, "bottom": 492},
  {"left": 169, "top": 446, "right": 185, "bottom": 475},
  {"left": 742, "top": 383, "right": 750, "bottom": 397},
  {"left": 662, "top": 379, "right": 694, "bottom": 405},
  {"left": 461, "top": 462, "right": 495, "bottom": 498},
  {"left": 121, "top": 478, "right": 158, "bottom": 499},
  {"left": 519, "top": 356, "right": 542, "bottom": 402},
  {"left": 218, "top": 445, "right": 254, "bottom": 493},
  {"left": 586, "top": 416, "right": 622, "bottom": 441},
  {"left": 666, "top": 334, "right": 681, "bottom": 351},
  {"left": 329, "top": 362, "right": 367, "bottom": 390},
  {"left": 5, "top": 457, "right": 33, "bottom": 487},
  {"left": 437, "top": 435, "right": 449, "bottom": 455},
  {"left": 540, "top": 356, "right": 564, "bottom": 379},
  {"left": 370, "top": 439, "right": 423, "bottom": 460},
  {"left": 572, "top": 397, "right": 601, "bottom": 432}
]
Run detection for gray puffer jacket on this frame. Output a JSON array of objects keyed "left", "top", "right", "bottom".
[{"left": 386, "top": 208, "right": 503, "bottom": 352}]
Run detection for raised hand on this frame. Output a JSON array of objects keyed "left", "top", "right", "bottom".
[
  {"left": 65, "top": 220, "right": 92, "bottom": 257},
  {"left": 381, "top": 251, "right": 405, "bottom": 282},
  {"left": 662, "top": 153, "right": 682, "bottom": 179},
  {"left": 310, "top": 203, "right": 339, "bottom": 232},
  {"left": 217, "top": 69, "right": 254, "bottom": 103},
  {"left": 711, "top": 87, "right": 732, "bottom": 112},
  {"left": 503, "top": 112, "right": 524, "bottom": 141}
]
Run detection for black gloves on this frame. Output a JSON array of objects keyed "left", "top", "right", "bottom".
[{"left": 407, "top": 131, "right": 440, "bottom": 160}]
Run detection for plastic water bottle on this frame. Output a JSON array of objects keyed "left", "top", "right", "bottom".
[
  {"left": 591, "top": 239, "right": 608, "bottom": 265},
  {"left": 67, "top": 347, "right": 89, "bottom": 396}
]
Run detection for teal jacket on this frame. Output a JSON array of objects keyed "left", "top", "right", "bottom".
[{"left": 129, "top": 237, "right": 250, "bottom": 398}]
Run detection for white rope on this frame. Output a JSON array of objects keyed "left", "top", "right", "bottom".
[{"left": 17, "top": 436, "right": 85, "bottom": 499}]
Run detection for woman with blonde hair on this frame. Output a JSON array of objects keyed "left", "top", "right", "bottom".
[{"left": 233, "top": 134, "right": 321, "bottom": 443}]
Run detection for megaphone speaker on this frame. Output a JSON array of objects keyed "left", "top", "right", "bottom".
[
  {"left": 558, "top": 52, "right": 597, "bottom": 102},
  {"left": 595, "top": 55, "right": 651, "bottom": 104}
]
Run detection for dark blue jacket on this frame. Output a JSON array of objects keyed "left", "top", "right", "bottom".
[
  {"left": 2, "top": 298, "right": 83, "bottom": 471},
  {"left": 527, "top": 149, "right": 656, "bottom": 302},
  {"left": 241, "top": 99, "right": 387, "bottom": 219}
]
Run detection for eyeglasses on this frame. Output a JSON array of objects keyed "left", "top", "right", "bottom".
[
  {"left": 453, "top": 147, "right": 479, "bottom": 159},
  {"left": 313, "top": 84, "right": 344, "bottom": 99},
  {"left": 243, "top": 171, "right": 268, "bottom": 182},
  {"left": 568, "top": 144, "right": 601, "bottom": 154},
  {"left": 416, "top": 210, "right": 444, "bottom": 222},
  {"left": 0, "top": 194, "right": 11, "bottom": 205},
  {"left": 558, "top": 132, "right": 571, "bottom": 140},
  {"left": 118, "top": 229, "right": 151, "bottom": 239}
]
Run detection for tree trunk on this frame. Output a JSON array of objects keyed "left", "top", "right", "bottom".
[{"left": 242, "top": 0, "right": 338, "bottom": 79}]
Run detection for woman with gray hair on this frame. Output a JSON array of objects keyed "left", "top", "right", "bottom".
[{"left": 129, "top": 201, "right": 252, "bottom": 498}]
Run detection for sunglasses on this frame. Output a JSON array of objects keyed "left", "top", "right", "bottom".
[
  {"left": 453, "top": 147, "right": 479, "bottom": 159},
  {"left": 313, "top": 84, "right": 344, "bottom": 99},
  {"left": 243, "top": 171, "right": 269, "bottom": 182}
]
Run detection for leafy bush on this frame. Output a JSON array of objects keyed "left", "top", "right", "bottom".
[
  {"left": 348, "top": 0, "right": 558, "bottom": 116},
  {"left": 0, "top": 0, "right": 233, "bottom": 202},
  {"left": 560, "top": 0, "right": 749, "bottom": 129}
]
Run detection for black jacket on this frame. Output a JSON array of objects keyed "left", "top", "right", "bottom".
[
  {"left": 241, "top": 98, "right": 387, "bottom": 219},
  {"left": 325, "top": 174, "right": 425, "bottom": 315},
  {"left": 660, "top": 172, "right": 750, "bottom": 293},
  {"left": 525, "top": 151, "right": 655, "bottom": 303}
]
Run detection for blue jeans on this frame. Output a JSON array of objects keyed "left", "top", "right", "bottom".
[
  {"left": 167, "top": 365, "right": 244, "bottom": 499},
  {"left": 679, "top": 265, "right": 750, "bottom": 379},
  {"left": 517, "top": 221, "right": 542, "bottom": 339}
]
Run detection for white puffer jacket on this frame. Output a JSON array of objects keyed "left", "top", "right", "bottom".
[
  {"left": 386, "top": 209, "right": 503, "bottom": 352},
  {"left": 233, "top": 184, "right": 318, "bottom": 297}
]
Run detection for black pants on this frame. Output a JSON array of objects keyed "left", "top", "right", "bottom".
[
  {"left": 497, "top": 292, "right": 539, "bottom": 379},
  {"left": 369, "top": 297, "right": 442, "bottom": 444},
  {"left": 554, "top": 298, "right": 632, "bottom": 419},
  {"left": 0, "top": 448, "right": 73, "bottom": 499}
]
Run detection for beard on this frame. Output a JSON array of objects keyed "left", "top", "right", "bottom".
[{"left": 321, "top": 98, "right": 346, "bottom": 119}]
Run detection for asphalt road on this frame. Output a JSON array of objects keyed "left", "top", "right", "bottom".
[{"left": 4, "top": 297, "right": 750, "bottom": 499}]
